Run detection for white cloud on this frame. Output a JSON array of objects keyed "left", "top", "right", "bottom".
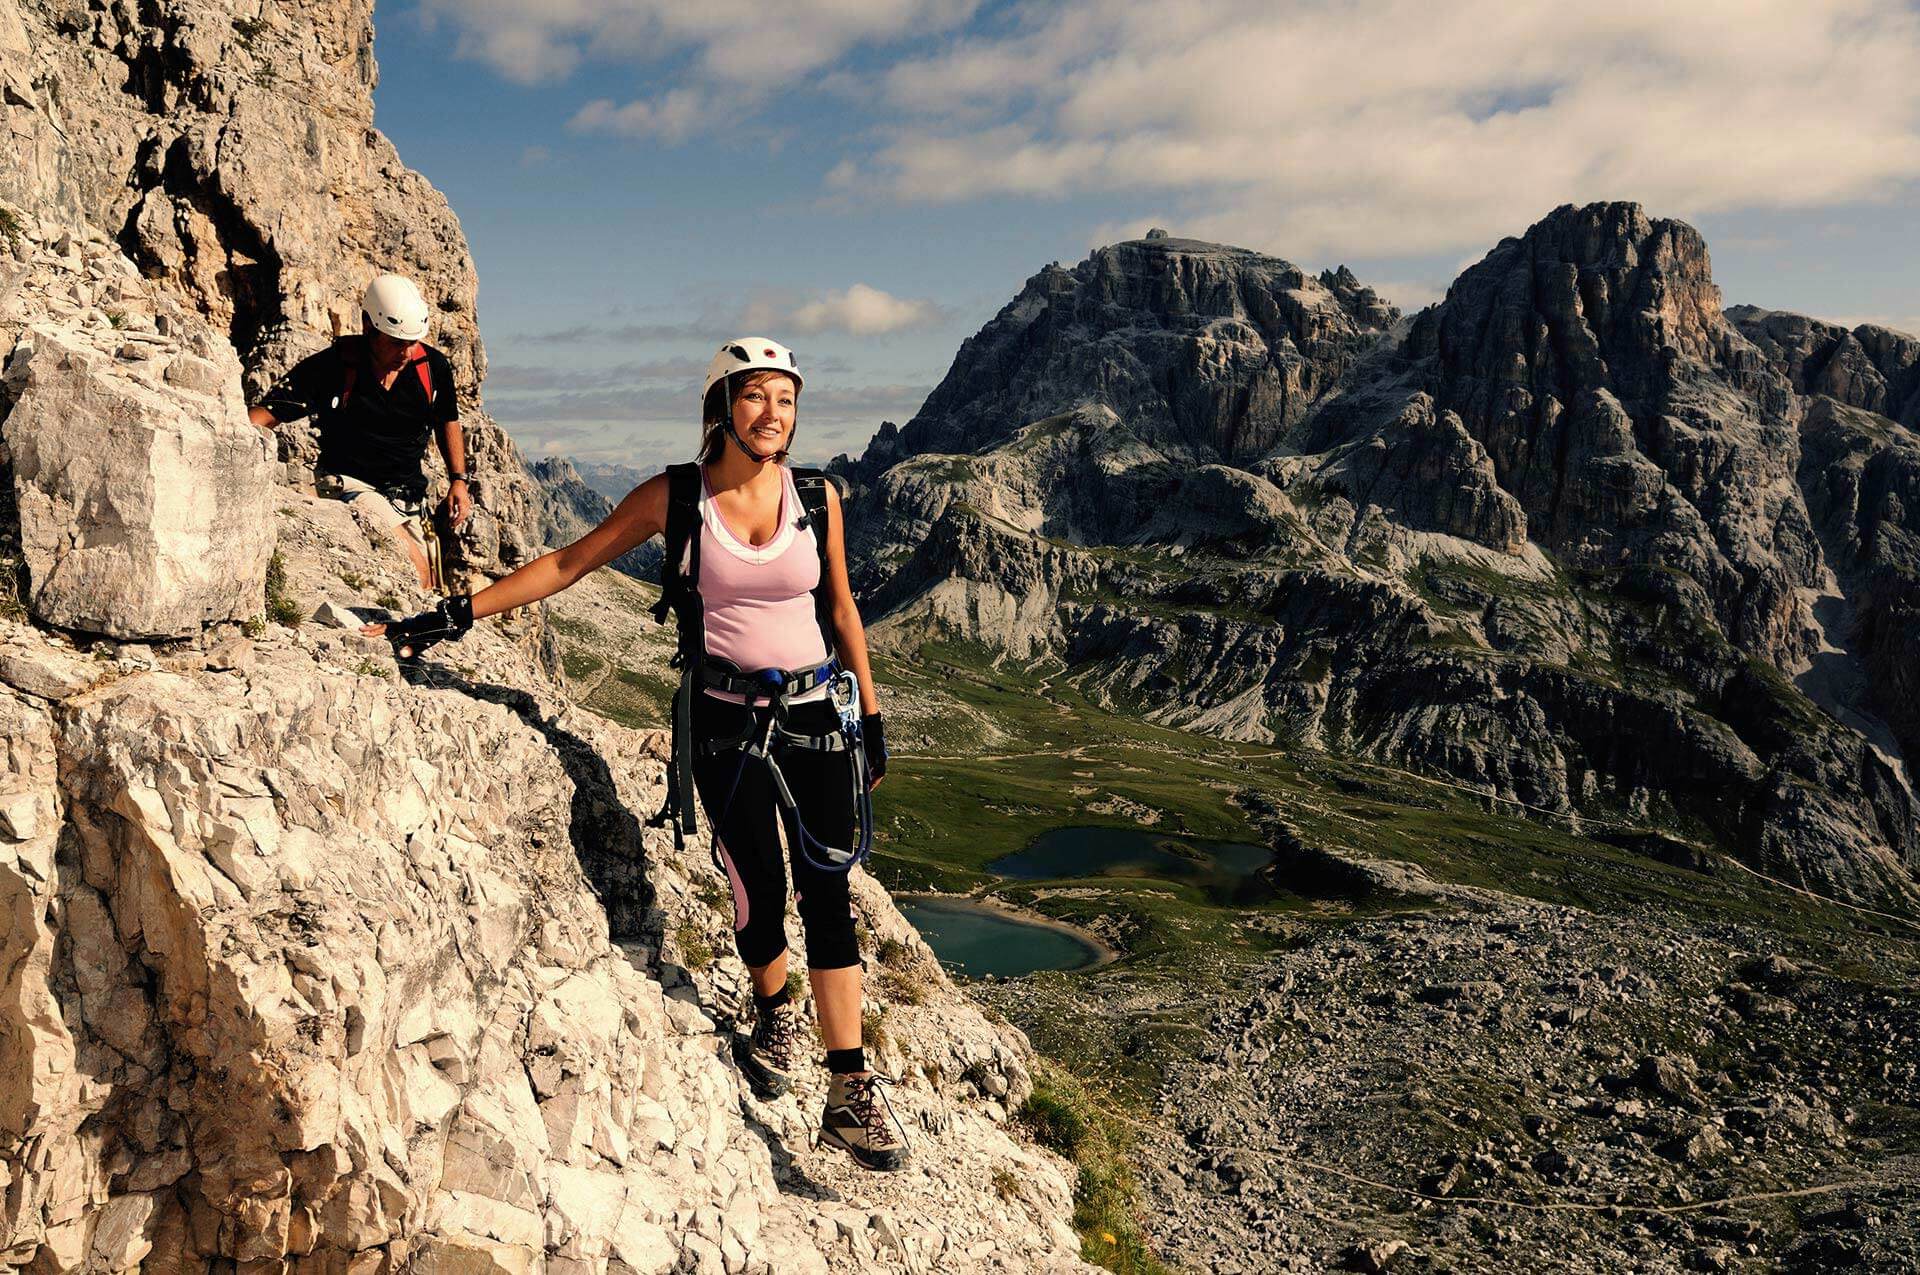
[
  {"left": 569, "top": 88, "right": 708, "bottom": 142},
  {"left": 856, "top": 0, "right": 1920, "bottom": 259},
  {"left": 743, "top": 284, "right": 943, "bottom": 336},
  {"left": 790, "top": 285, "right": 942, "bottom": 336}
]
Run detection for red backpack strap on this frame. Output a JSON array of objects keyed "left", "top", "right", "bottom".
[{"left": 408, "top": 342, "right": 434, "bottom": 403}]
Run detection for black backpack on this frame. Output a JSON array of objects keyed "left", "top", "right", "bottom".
[{"left": 647, "top": 462, "right": 838, "bottom": 845}]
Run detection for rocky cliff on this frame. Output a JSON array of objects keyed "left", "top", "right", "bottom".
[
  {"left": 842, "top": 206, "right": 1920, "bottom": 909},
  {"left": 0, "top": 2, "right": 1090, "bottom": 1270},
  {"left": 3, "top": 0, "right": 547, "bottom": 580}
]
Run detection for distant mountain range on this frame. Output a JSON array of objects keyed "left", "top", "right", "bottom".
[
  {"left": 831, "top": 208, "right": 1920, "bottom": 908},
  {"left": 524, "top": 457, "right": 660, "bottom": 579}
]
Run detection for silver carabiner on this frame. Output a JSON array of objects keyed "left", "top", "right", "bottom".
[{"left": 830, "top": 668, "right": 861, "bottom": 733}]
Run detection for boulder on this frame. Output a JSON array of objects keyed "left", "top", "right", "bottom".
[{"left": 3, "top": 327, "right": 272, "bottom": 638}]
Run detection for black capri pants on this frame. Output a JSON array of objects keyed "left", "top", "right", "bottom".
[{"left": 691, "top": 692, "right": 861, "bottom": 971}]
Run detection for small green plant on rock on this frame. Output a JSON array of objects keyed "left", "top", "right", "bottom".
[
  {"left": 0, "top": 556, "right": 27, "bottom": 623},
  {"left": 691, "top": 875, "right": 731, "bottom": 913},
  {"left": 264, "top": 552, "right": 301, "bottom": 626},
  {"left": 862, "top": 1006, "right": 891, "bottom": 1058},
  {"left": 673, "top": 920, "right": 712, "bottom": 970},
  {"left": 0, "top": 208, "right": 23, "bottom": 252}
]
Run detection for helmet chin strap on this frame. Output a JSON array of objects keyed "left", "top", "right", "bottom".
[{"left": 726, "top": 426, "right": 787, "bottom": 464}]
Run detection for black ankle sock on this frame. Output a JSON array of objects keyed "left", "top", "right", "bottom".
[
  {"left": 754, "top": 986, "right": 791, "bottom": 1015},
  {"left": 826, "top": 1046, "right": 867, "bottom": 1075}
]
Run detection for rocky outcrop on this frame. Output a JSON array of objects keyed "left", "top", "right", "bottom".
[
  {"left": 530, "top": 457, "right": 612, "bottom": 549},
  {"left": 0, "top": 568, "right": 1090, "bottom": 1268},
  {"left": 1407, "top": 202, "right": 1818, "bottom": 667},
  {"left": 525, "top": 456, "right": 660, "bottom": 581},
  {"left": 1, "top": 224, "right": 273, "bottom": 637},
  {"left": 1732, "top": 305, "right": 1920, "bottom": 428},
  {"left": 1310, "top": 395, "right": 1528, "bottom": 553},
  {"left": 870, "top": 502, "right": 1099, "bottom": 661}
]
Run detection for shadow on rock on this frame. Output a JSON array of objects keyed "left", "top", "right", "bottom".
[{"left": 398, "top": 663, "right": 656, "bottom": 942}]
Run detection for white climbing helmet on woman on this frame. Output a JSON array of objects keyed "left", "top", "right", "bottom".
[{"left": 702, "top": 337, "right": 804, "bottom": 404}]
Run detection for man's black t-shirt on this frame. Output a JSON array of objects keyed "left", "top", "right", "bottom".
[{"left": 261, "top": 336, "right": 460, "bottom": 499}]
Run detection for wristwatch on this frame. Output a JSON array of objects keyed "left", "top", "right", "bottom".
[{"left": 449, "top": 472, "right": 468, "bottom": 483}]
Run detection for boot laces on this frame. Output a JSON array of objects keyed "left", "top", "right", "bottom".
[
  {"left": 753, "top": 1001, "right": 801, "bottom": 1068},
  {"left": 844, "top": 1072, "right": 906, "bottom": 1151}
]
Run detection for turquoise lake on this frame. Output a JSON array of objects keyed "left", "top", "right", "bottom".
[{"left": 894, "top": 897, "right": 1105, "bottom": 978}]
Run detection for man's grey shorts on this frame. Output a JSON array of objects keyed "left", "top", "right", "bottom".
[{"left": 315, "top": 472, "right": 423, "bottom": 537}]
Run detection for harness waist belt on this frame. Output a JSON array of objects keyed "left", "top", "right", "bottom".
[{"left": 698, "top": 657, "right": 840, "bottom": 698}]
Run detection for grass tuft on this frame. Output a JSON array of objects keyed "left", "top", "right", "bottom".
[{"left": 1017, "top": 1061, "right": 1171, "bottom": 1274}]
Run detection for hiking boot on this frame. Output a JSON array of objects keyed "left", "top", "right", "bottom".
[
  {"left": 819, "top": 1071, "right": 907, "bottom": 1171},
  {"left": 734, "top": 998, "right": 804, "bottom": 1098}
]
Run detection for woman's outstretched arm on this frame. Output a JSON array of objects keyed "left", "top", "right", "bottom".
[{"left": 470, "top": 473, "right": 670, "bottom": 619}]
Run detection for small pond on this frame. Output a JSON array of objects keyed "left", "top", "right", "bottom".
[
  {"left": 896, "top": 897, "right": 1106, "bottom": 978},
  {"left": 987, "top": 825, "right": 1277, "bottom": 904}
]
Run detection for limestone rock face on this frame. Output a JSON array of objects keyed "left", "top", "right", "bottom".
[
  {"left": 0, "top": 496, "right": 1093, "bottom": 1270},
  {"left": 844, "top": 204, "right": 1918, "bottom": 907},
  {"left": 1408, "top": 202, "right": 1817, "bottom": 667},
  {"left": 1732, "top": 305, "right": 1920, "bottom": 428},
  {"left": 1311, "top": 394, "right": 1527, "bottom": 553},
  {"left": 4, "top": 326, "right": 271, "bottom": 636},
  {"left": 525, "top": 456, "right": 661, "bottom": 581}
]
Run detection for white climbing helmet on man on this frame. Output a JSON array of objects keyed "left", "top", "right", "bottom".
[{"left": 361, "top": 273, "right": 430, "bottom": 342}]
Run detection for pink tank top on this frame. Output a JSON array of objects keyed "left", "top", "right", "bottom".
[{"left": 697, "top": 466, "right": 831, "bottom": 701}]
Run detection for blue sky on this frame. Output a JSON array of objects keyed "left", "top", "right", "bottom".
[{"left": 370, "top": 0, "right": 1920, "bottom": 474}]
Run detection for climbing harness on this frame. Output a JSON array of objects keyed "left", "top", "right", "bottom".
[{"left": 702, "top": 661, "right": 876, "bottom": 874}]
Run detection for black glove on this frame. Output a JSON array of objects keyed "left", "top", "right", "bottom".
[
  {"left": 386, "top": 594, "right": 473, "bottom": 659},
  {"left": 861, "top": 713, "right": 887, "bottom": 784}
]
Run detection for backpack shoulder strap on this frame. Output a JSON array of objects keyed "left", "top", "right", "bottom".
[
  {"left": 789, "top": 467, "right": 839, "bottom": 652},
  {"left": 651, "top": 463, "right": 704, "bottom": 630},
  {"left": 409, "top": 343, "right": 436, "bottom": 403}
]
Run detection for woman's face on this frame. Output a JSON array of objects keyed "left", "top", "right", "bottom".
[{"left": 731, "top": 374, "right": 798, "bottom": 452}]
